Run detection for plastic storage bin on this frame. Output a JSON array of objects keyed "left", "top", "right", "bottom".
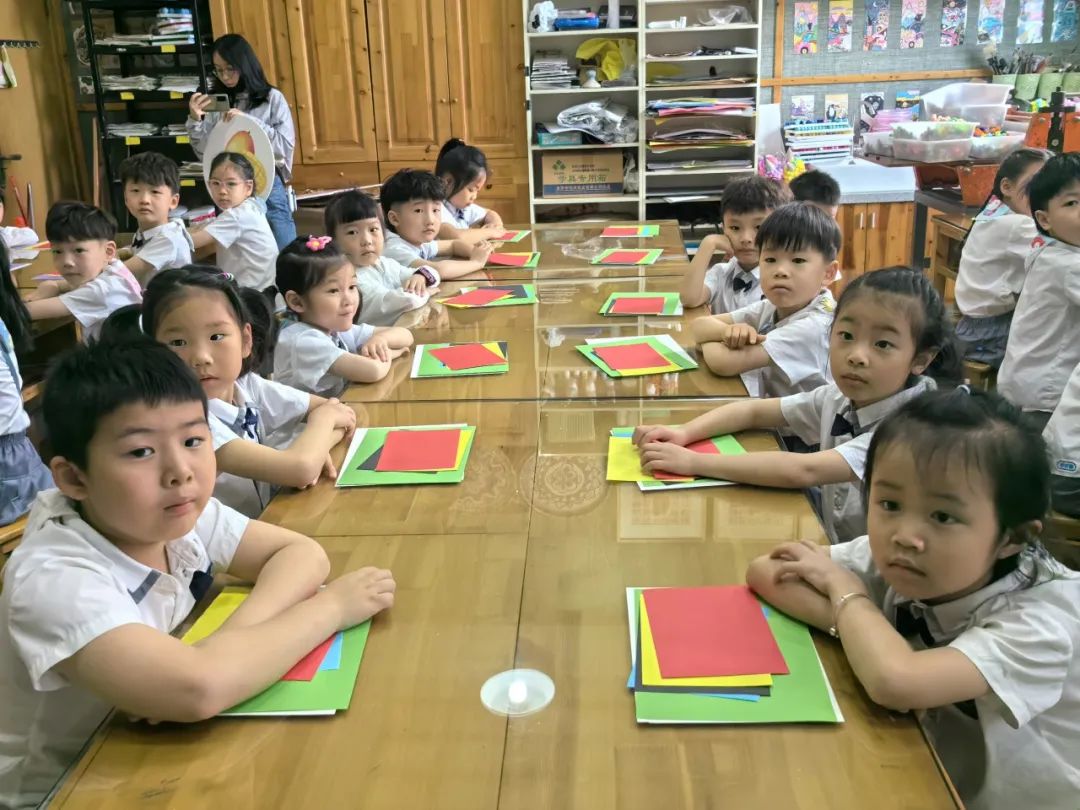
[
  {"left": 893, "top": 138, "right": 972, "bottom": 163},
  {"left": 862, "top": 131, "right": 893, "bottom": 156},
  {"left": 892, "top": 120, "right": 977, "bottom": 142},
  {"left": 969, "top": 133, "right": 1025, "bottom": 160},
  {"left": 921, "top": 83, "right": 1010, "bottom": 128}
]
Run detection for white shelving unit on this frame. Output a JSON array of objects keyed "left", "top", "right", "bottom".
[{"left": 521, "top": 0, "right": 762, "bottom": 224}]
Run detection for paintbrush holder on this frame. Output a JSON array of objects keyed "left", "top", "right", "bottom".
[
  {"left": 1038, "top": 73, "right": 1065, "bottom": 98},
  {"left": 1062, "top": 72, "right": 1080, "bottom": 93},
  {"left": 992, "top": 73, "right": 1017, "bottom": 91},
  {"left": 1015, "top": 73, "right": 1041, "bottom": 101}
]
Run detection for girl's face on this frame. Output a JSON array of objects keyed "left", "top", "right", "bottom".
[
  {"left": 829, "top": 293, "right": 933, "bottom": 408},
  {"left": 334, "top": 217, "right": 384, "bottom": 267},
  {"left": 212, "top": 52, "right": 240, "bottom": 89},
  {"left": 867, "top": 442, "right": 1022, "bottom": 604},
  {"left": 447, "top": 171, "right": 486, "bottom": 211},
  {"left": 999, "top": 161, "right": 1045, "bottom": 216},
  {"left": 286, "top": 263, "right": 359, "bottom": 333},
  {"left": 155, "top": 289, "right": 252, "bottom": 402},
  {"left": 209, "top": 162, "right": 253, "bottom": 210}
]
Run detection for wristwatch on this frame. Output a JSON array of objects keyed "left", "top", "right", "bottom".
[{"left": 413, "top": 266, "right": 437, "bottom": 287}]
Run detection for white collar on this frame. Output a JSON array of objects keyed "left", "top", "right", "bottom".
[
  {"left": 847, "top": 376, "right": 935, "bottom": 431},
  {"left": 207, "top": 378, "right": 251, "bottom": 428}
]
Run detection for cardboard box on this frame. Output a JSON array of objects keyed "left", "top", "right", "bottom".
[{"left": 541, "top": 151, "right": 624, "bottom": 196}]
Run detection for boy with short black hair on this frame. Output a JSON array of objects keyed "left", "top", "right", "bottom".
[
  {"left": 691, "top": 202, "right": 840, "bottom": 398},
  {"left": 324, "top": 188, "right": 433, "bottom": 325},
  {"left": 789, "top": 169, "right": 841, "bottom": 218},
  {"left": 680, "top": 175, "right": 793, "bottom": 314},
  {"left": 378, "top": 169, "right": 492, "bottom": 279},
  {"left": 0, "top": 337, "right": 395, "bottom": 808},
  {"left": 24, "top": 201, "right": 143, "bottom": 343},
  {"left": 118, "top": 151, "right": 194, "bottom": 283}
]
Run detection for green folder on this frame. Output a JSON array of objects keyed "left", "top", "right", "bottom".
[
  {"left": 336, "top": 426, "right": 476, "bottom": 487},
  {"left": 600, "top": 291, "right": 682, "bottom": 316},
  {"left": 459, "top": 284, "right": 537, "bottom": 306},
  {"left": 414, "top": 342, "right": 510, "bottom": 378},
  {"left": 577, "top": 335, "right": 697, "bottom": 377}
]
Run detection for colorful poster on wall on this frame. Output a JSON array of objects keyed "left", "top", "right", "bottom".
[
  {"left": 825, "top": 93, "right": 849, "bottom": 121},
  {"left": 940, "top": 0, "right": 969, "bottom": 46},
  {"left": 791, "top": 94, "right": 816, "bottom": 120},
  {"left": 1017, "top": 0, "right": 1045, "bottom": 42},
  {"left": 794, "top": 2, "right": 820, "bottom": 53},
  {"left": 895, "top": 89, "right": 922, "bottom": 116},
  {"left": 900, "top": 0, "right": 928, "bottom": 46},
  {"left": 1052, "top": 0, "right": 1078, "bottom": 41},
  {"left": 828, "top": 1, "right": 854, "bottom": 50},
  {"left": 865, "top": 0, "right": 890, "bottom": 50},
  {"left": 860, "top": 91, "right": 886, "bottom": 133},
  {"left": 976, "top": 0, "right": 1005, "bottom": 43}
]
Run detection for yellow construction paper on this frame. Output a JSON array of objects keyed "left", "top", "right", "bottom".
[
  {"left": 606, "top": 435, "right": 691, "bottom": 482},
  {"left": 182, "top": 588, "right": 249, "bottom": 644},
  {"left": 639, "top": 592, "right": 772, "bottom": 688},
  {"left": 480, "top": 341, "right": 507, "bottom": 361}
]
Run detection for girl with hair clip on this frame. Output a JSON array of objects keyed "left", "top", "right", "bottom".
[
  {"left": 187, "top": 33, "right": 297, "bottom": 248},
  {"left": 434, "top": 139, "right": 505, "bottom": 242},
  {"left": 746, "top": 387, "right": 1080, "bottom": 810},
  {"left": 141, "top": 265, "right": 356, "bottom": 517}
]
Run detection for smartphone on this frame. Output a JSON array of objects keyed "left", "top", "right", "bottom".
[{"left": 205, "top": 93, "right": 230, "bottom": 113}]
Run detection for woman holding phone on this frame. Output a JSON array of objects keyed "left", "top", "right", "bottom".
[{"left": 187, "top": 33, "right": 297, "bottom": 248}]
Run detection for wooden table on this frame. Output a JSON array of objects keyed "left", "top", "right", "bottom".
[{"left": 48, "top": 400, "right": 959, "bottom": 809}]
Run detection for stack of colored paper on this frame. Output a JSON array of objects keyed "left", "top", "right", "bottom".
[
  {"left": 600, "top": 291, "right": 683, "bottom": 317},
  {"left": 600, "top": 224, "right": 660, "bottom": 238},
  {"left": 591, "top": 248, "right": 664, "bottom": 266},
  {"left": 606, "top": 427, "right": 746, "bottom": 490},
  {"left": 576, "top": 335, "right": 697, "bottom": 378},
  {"left": 182, "top": 587, "right": 371, "bottom": 716},
  {"left": 439, "top": 284, "right": 537, "bottom": 308},
  {"left": 487, "top": 251, "right": 540, "bottom": 268},
  {"left": 626, "top": 586, "right": 843, "bottom": 724},
  {"left": 411, "top": 341, "right": 509, "bottom": 378},
  {"left": 336, "top": 424, "right": 476, "bottom": 487},
  {"left": 491, "top": 229, "right": 531, "bottom": 243}
]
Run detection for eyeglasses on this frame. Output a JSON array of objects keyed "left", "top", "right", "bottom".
[{"left": 212, "top": 65, "right": 238, "bottom": 77}]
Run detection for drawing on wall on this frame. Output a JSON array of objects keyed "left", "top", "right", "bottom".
[
  {"left": 791, "top": 94, "right": 816, "bottom": 120},
  {"left": 828, "top": 1, "right": 854, "bottom": 51},
  {"left": 1017, "top": 0, "right": 1044, "bottom": 42},
  {"left": 901, "top": 0, "right": 928, "bottom": 46},
  {"left": 940, "top": 0, "right": 969, "bottom": 46},
  {"left": 896, "top": 89, "right": 922, "bottom": 116},
  {"left": 860, "top": 91, "right": 886, "bottom": 133},
  {"left": 794, "top": 2, "right": 820, "bottom": 53},
  {"left": 825, "top": 93, "right": 849, "bottom": 121},
  {"left": 865, "top": 0, "right": 890, "bottom": 50},
  {"left": 1052, "top": 0, "right": 1078, "bottom": 41},
  {"left": 976, "top": 0, "right": 1006, "bottom": 44}
]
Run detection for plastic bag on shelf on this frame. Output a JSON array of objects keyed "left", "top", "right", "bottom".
[
  {"left": 697, "top": 6, "right": 752, "bottom": 25},
  {"left": 529, "top": 1, "right": 557, "bottom": 32},
  {"left": 555, "top": 99, "right": 638, "bottom": 143}
]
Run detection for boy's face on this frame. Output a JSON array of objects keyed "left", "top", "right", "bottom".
[
  {"left": 124, "top": 180, "right": 179, "bottom": 230},
  {"left": 388, "top": 198, "right": 441, "bottom": 245},
  {"left": 334, "top": 217, "right": 384, "bottom": 267},
  {"left": 55, "top": 399, "right": 216, "bottom": 552},
  {"left": 722, "top": 209, "right": 770, "bottom": 269},
  {"left": 287, "top": 262, "right": 359, "bottom": 333},
  {"left": 1034, "top": 179, "right": 1080, "bottom": 246},
  {"left": 758, "top": 243, "right": 838, "bottom": 318},
  {"left": 51, "top": 239, "right": 116, "bottom": 288}
]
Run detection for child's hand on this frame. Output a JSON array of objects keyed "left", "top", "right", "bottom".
[
  {"left": 324, "top": 567, "right": 396, "bottom": 628},
  {"left": 470, "top": 240, "right": 493, "bottom": 264},
  {"left": 404, "top": 273, "right": 429, "bottom": 295},
  {"left": 640, "top": 441, "right": 700, "bottom": 477},
  {"left": 31, "top": 280, "right": 62, "bottom": 300},
  {"left": 320, "top": 453, "right": 337, "bottom": 483},
  {"left": 724, "top": 323, "right": 764, "bottom": 349},
  {"left": 769, "top": 541, "right": 867, "bottom": 598},
  {"left": 360, "top": 335, "right": 392, "bottom": 363},
  {"left": 632, "top": 424, "right": 688, "bottom": 447},
  {"left": 313, "top": 398, "right": 357, "bottom": 434},
  {"left": 188, "top": 92, "right": 213, "bottom": 120}
]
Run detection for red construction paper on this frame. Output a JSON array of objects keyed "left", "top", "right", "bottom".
[
  {"left": 444, "top": 288, "right": 512, "bottom": 307},
  {"left": 376, "top": 428, "right": 462, "bottom": 472},
  {"left": 600, "top": 250, "right": 651, "bottom": 264},
  {"left": 653, "top": 438, "right": 721, "bottom": 480},
  {"left": 281, "top": 634, "right": 335, "bottom": 681},
  {"left": 601, "top": 226, "right": 640, "bottom": 237},
  {"left": 488, "top": 252, "right": 530, "bottom": 267},
  {"left": 642, "top": 586, "right": 788, "bottom": 678},
  {"left": 428, "top": 343, "right": 505, "bottom": 370},
  {"left": 592, "top": 342, "right": 671, "bottom": 371},
  {"left": 609, "top": 296, "right": 667, "bottom": 315}
]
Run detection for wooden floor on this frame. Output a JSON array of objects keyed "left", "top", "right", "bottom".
[{"left": 46, "top": 222, "right": 960, "bottom": 810}]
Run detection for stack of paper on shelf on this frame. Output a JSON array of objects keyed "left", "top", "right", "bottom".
[
  {"left": 336, "top": 424, "right": 476, "bottom": 487},
  {"left": 439, "top": 284, "right": 538, "bottom": 308},
  {"left": 599, "top": 291, "right": 683, "bottom": 316},
  {"left": 576, "top": 335, "right": 697, "bottom": 377},
  {"left": 411, "top": 342, "right": 509, "bottom": 378},
  {"left": 606, "top": 427, "right": 745, "bottom": 490}
]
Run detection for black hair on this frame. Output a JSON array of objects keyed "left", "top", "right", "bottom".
[
  {"left": 276, "top": 236, "right": 354, "bottom": 307},
  {"left": 98, "top": 303, "right": 145, "bottom": 344},
  {"left": 721, "top": 175, "right": 793, "bottom": 218},
  {"left": 379, "top": 169, "right": 446, "bottom": 233},
  {"left": 237, "top": 286, "right": 277, "bottom": 371},
  {"left": 118, "top": 151, "right": 180, "bottom": 195},
  {"left": 209, "top": 151, "right": 256, "bottom": 183},
  {"left": 865, "top": 388, "right": 1050, "bottom": 546},
  {"left": 43, "top": 335, "right": 207, "bottom": 470},
  {"left": 142, "top": 265, "right": 267, "bottom": 376},
  {"left": 45, "top": 201, "right": 117, "bottom": 244},
  {"left": 211, "top": 33, "right": 273, "bottom": 108},
  {"left": 991, "top": 147, "right": 1051, "bottom": 203},
  {"left": 324, "top": 189, "right": 381, "bottom": 237},
  {"left": 1028, "top": 152, "right": 1080, "bottom": 236},
  {"left": 789, "top": 170, "right": 841, "bottom": 207},
  {"left": 834, "top": 266, "right": 963, "bottom": 385},
  {"left": 435, "top": 138, "right": 490, "bottom": 199},
  {"left": 756, "top": 202, "right": 842, "bottom": 262},
  {"left": 0, "top": 241, "right": 34, "bottom": 355}
]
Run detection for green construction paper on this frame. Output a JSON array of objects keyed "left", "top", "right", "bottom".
[
  {"left": 480, "top": 284, "right": 537, "bottom": 306},
  {"left": 600, "top": 291, "right": 681, "bottom": 316},
  {"left": 591, "top": 248, "right": 664, "bottom": 266},
  {"left": 578, "top": 336, "right": 697, "bottom": 377},
  {"left": 336, "top": 426, "right": 475, "bottom": 487},
  {"left": 416, "top": 342, "right": 509, "bottom": 377},
  {"left": 222, "top": 620, "right": 371, "bottom": 715}
]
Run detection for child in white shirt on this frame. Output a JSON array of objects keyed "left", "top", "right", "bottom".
[
  {"left": 691, "top": 202, "right": 840, "bottom": 399},
  {"left": 189, "top": 152, "right": 278, "bottom": 292},
  {"left": 998, "top": 153, "right": 1080, "bottom": 425},
  {"left": 274, "top": 236, "right": 412, "bottom": 397},
  {"left": 434, "top": 138, "right": 505, "bottom": 242},
  {"left": 0, "top": 200, "right": 39, "bottom": 250},
  {"left": 747, "top": 388, "right": 1080, "bottom": 810},
  {"left": 117, "top": 151, "right": 194, "bottom": 284},
  {"left": 1045, "top": 361, "right": 1080, "bottom": 518},
  {"left": 955, "top": 148, "right": 1051, "bottom": 368},
  {"left": 324, "top": 189, "right": 435, "bottom": 325},
  {"left": 24, "top": 202, "right": 142, "bottom": 343},
  {"left": 0, "top": 337, "right": 395, "bottom": 809},
  {"left": 681, "top": 176, "right": 792, "bottom": 314}
]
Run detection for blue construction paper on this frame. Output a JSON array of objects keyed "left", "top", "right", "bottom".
[{"left": 318, "top": 632, "right": 344, "bottom": 671}]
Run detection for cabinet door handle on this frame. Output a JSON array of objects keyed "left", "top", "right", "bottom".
[
  {"left": 451, "top": 97, "right": 458, "bottom": 104},
  {"left": 857, "top": 212, "right": 864, "bottom": 229},
  {"left": 870, "top": 212, "right": 877, "bottom": 228}
]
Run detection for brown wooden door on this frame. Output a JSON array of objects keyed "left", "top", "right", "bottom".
[
  {"left": 366, "top": 0, "right": 453, "bottom": 162},
  {"left": 865, "top": 202, "right": 915, "bottom": 270},
  {"left": 444, "top": 0, "right": 527, "bottom": 160},
  {"left": 283, "top": 0, "right": 379, "bottom": 164},
  {"left": 208, "top": 0, "right": 295, "bottom": 107},
  {"left": 833, "top": 203, "right": 867, "bottom": 296}
]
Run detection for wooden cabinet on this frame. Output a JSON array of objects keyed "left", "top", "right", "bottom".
[{"left": 834, "top": 202, "right": 916, "bottom": 294}]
